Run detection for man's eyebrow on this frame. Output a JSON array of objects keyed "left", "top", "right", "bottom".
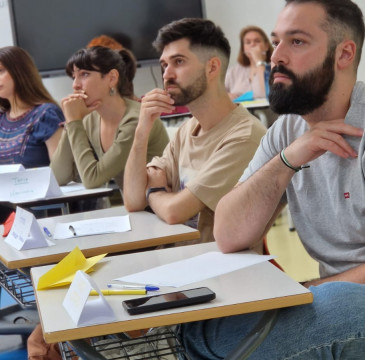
[
  {"left": 159, "top": 54, "right": 188, "bottom": 65},
  {"left": 271, "top": 29, "right": 313, "bottom": 38}
]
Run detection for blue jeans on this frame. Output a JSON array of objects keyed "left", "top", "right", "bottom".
[{"left": 177, "top": 282, "right": 365, "bottom": 359}]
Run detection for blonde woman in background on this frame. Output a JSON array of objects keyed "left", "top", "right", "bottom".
[{"left": 225, "top": 25, "right": 273, "bottom": 100}]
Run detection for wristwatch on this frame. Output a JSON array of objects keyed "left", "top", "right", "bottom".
[
  {"left": 256, "top": 60, "right": 266, "bottom": 67},
  {"left": 146, "top": 187, "right": 167, "bottom": 201}
]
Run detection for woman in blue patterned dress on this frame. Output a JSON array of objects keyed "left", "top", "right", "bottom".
[{"left": 0, "top": 46, "right": 64, "bottom": 221}]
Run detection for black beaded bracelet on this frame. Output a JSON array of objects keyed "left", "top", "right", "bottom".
[{"left": 280, "top": 149, "right": 310, "bottom": 172}]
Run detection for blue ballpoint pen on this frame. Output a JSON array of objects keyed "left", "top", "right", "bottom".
[
  {"left": 107, "top": 283, "right": 160, "bottom": 291},
  {"left": 43, "top": 227, "right": 52, "bottom": 237}
]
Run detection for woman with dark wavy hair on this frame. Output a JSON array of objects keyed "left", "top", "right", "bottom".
[{"left": 51, "top": 46, "right": 168, "bottom": 194}]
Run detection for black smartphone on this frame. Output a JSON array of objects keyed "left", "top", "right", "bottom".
[{"left": 122, "top": 287, "right": 216, "bottom": 315}]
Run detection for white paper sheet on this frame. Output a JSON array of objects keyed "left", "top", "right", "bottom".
[
  {"left": 60, "top": 182, "right": 86, "bottom": 193},
  {"left": 53, "top": 215, "right": 131, "bottom": 239},
  {"left": 114, "top": 251, "right": 275, "bottom": 287}
]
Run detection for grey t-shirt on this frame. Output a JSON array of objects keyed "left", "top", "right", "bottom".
[{"left": 240, "top": 81, "right": 365, "bottom": 278}]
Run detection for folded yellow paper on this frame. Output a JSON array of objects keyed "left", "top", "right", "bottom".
[{"left": 37, "top": 246, "right": 107, "bottom": 290}]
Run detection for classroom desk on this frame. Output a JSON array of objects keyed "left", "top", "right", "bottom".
[
  {"left": 31, "top": 242, "right": 313, "bottom": 344},
  {"left": 0, "top": 206, "right": 199, "bottom": 270}
]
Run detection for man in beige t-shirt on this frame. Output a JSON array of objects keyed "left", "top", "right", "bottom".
[{"left": 124, "top": 18, "right": 266, "bottom": 244}]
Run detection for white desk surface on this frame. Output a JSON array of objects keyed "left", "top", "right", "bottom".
[
  {"left": 31, "top": 242, "right": 313, "bottom": 343},
  {"left": 0, "top": 206, "right": 199, "bottom": 269}
]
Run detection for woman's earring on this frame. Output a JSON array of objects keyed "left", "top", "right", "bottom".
[{"left": 109, "top": 87, "right": 116, "bottom": 96}]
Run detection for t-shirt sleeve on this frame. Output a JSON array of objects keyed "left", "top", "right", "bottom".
[{"left": 32, "top": 104, "right": 64, "bottom": 142}]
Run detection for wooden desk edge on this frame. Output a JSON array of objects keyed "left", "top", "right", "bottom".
[
  {"left": 1, "top": 231, "right": 200, "bottom": 269},
  {"left": 43, "top": 292, "right": 313, "bottom": 343}
]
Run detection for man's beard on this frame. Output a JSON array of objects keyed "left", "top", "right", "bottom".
[
  {"left": 165, "top": 70, "right": 207, "bottom": 106},
  {"left": 268, "top": 47, "right": 336, "bottom": 115}
]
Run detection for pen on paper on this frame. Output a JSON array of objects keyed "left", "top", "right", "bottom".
[
  {"left": 69, "top": 225, "right": 77, "bottom": 236},
  {"left": 43, "top": 227, "right": 52, "bottom": 237},
  {"left": 107, "top": 284, "right": 160, "bottom": 291},
  {"left": 89, "top": 289, "right": 146, "bottom": 296}
]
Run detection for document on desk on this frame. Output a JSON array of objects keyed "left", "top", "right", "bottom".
[
  {"left": 60, "top": 182, "right": 86, "bottom": 193},
  {"left": 53, "top": 215, "right": 131, "bottom": 239},
  {"left": 114, "top": 251, "right": 275, "bottom": 287}
]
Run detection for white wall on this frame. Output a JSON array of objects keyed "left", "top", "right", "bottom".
[{"left": 0, "top": 0, "right": 364, "bottom": 103}]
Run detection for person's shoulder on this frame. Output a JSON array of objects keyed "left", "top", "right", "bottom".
[
  {"left": 351, "top": 81, "right": 365, "bottom": 104},
  {"left": 122, "top": 97, "right": 141, "bottom": 123},
  {"left": 230, "top": 105, "right": 265, "bottom": 129}
]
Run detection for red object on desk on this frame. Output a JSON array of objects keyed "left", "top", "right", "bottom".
[{"left": 3, "top": 211, "right": 15, "bottom": 237}]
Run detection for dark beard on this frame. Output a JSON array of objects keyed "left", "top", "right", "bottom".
[
  {"left": 165, "top": 70, "right": 207, "bottom": 106},
  {"left": 268, "top": 48, "right": 335, "bottom": 115}
]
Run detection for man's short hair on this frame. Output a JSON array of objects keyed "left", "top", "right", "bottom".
[
  {"left": 153, "top": 18, "right": 231, "bottom": 76},
  {"left": 285, "top": 0, "right": 365, "bottom": 70}
]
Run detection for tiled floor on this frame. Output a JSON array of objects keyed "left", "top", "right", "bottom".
[{"left": 266, "top": 208, "right": 319, "bottom": 283}]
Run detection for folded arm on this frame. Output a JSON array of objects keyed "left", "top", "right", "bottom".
[{"left": 214, "top": 119, "right": 363, "bottom": 254}]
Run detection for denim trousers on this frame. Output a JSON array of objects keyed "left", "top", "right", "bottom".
[{"left": 178, "top": 282, "right": 365, "bottom": 359}]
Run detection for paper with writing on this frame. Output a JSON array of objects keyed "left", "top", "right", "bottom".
[
  {"left": 0, "top": 167, "right": 62, "bottom": 202},
  {"left": 63, "top": 271, "right": 116, "bottom": 326},
  {"left": 115, "top": 251, "right": 275, "bottom": 287},
  {"left": 53, "top": 215, "right": 131, "bottom": 239},
  {"left": 5, "top": 207, "right": 54, "bottom": 250}
]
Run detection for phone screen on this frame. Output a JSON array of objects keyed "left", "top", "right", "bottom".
[{"left": 122, "top": 287, "right": 216, "bottom": 315}]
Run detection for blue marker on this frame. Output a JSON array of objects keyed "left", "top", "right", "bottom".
[
  {"left": 107, "top": 284, "right": 160, "bottom": 291},
  {"left": 43, "top": 227, "right": 52, "bottom": 237}
]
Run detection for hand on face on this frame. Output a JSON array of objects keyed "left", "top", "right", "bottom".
[
  {"left": 139, "top": 88, "right": 175, "bottom": 132},
  {"left": 61, "top": 91, "right": 101, "bottom": 123},
  {"left": 284, "top": 119, "right": 363, "bottom": 167},
  {"left": 245, "top": 45, "right": 266, "bottom": 64}
]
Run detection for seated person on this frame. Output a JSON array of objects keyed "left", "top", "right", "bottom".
[
  {"left": 225, "top": 25, "right": 273, "bottom": 100},
  {"left": 179, "top": 0, "right": 365, "bottom": 359},
  {"left": 50, "top": 46, "right": 169, "bottom": 196},
  {"left": 123, "top": 18, "right": 267, "bottom": 245},
  {"left": 0, "top": 46, "right": 63, "bottom": 222}
]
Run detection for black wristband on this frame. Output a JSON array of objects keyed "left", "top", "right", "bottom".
[{"left": 146, "top": 187, "right": 167, "bottom": 202}]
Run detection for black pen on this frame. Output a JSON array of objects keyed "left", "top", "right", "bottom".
[{"left": 69, "top": 225, "right": 77, "bottom": 236}]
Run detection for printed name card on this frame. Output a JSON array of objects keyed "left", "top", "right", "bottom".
[
  {"left": 0, "top": 167, "right": 62, "bottom": 202},
  {"left": 63, "top": 271, "right": 116, "bottom": 326},
  {"left": 5, "top": 207, "right": 54, "bottom": 250}
]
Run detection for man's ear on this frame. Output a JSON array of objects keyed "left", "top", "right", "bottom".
[
  {"left": 337, "top": 40, "right": 356, "bottom": 70},
  {"left": 206, "top": 57, "right": 221, "bottom": 79}
]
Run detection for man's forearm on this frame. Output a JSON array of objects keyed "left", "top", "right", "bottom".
[
  {"left": 123, "top": 129, "right": 149, "bottom": 211},
  {"left": 214, "top": 154, "right": 294, "bottom": 253},
  {"left": 304, "top": 263, "right": 365, "bottom": 288}
]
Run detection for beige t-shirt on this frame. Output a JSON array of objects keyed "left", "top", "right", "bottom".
[
  {"left": 51, "top": 98, "right": 169, "bottom": 190},
  {"left": 148, "top": 105, "right": 266, "bottom": 244}
]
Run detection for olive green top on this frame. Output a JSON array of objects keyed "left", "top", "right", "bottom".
[{"left": 51, "top": 98, "right": 169, "bottom": 190}]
